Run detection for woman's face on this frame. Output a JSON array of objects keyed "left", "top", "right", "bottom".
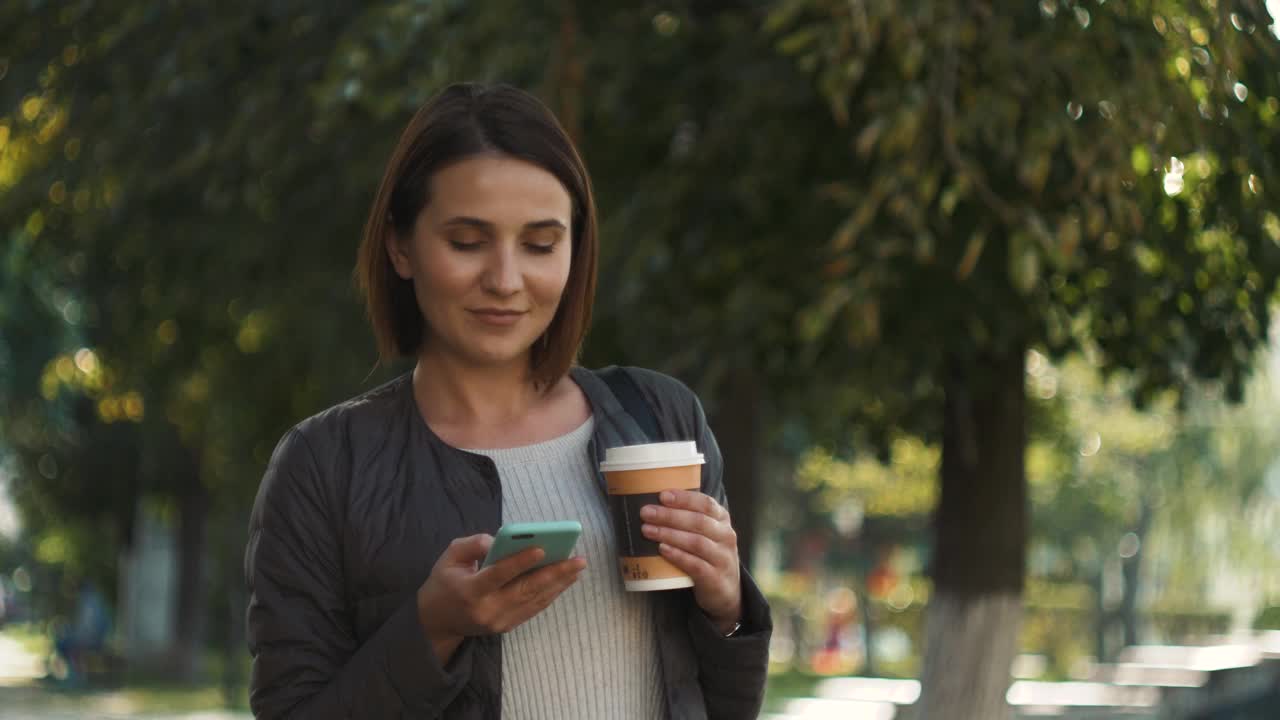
[{"left": 386, "top": 154, "right": 574, "bottom": 372}]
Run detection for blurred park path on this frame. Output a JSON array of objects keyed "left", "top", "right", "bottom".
[
  {"left": 0, "top": 633, "right": 44, "bottom": 685},
  {"left": 0, "top": 633, "right": 249, "bottom": 720}
]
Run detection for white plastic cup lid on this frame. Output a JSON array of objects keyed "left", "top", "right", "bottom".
[{"left": 600, "top": 441, "right": 705, "bottom": 472}]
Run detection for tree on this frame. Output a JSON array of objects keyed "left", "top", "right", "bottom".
[
  {"left": 0, "top": 0, "right": 397, "bottom": 676},
  {"left": 1028, "top": 354, "right": 1181, "bottom": 661},
  {"left": 795, "top": 434, "right": 937, "bottom": 673},
  {"left": 2, "top": 0, "right": 857, "bottom": 579},
  {"left": 1030, "top": 348, "right": 1280, "bottom": 658},
  {"left": 768, "top": 1, "right": 1280, "bottom": 716}
]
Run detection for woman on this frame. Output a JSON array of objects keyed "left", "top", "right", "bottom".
[{"left": 245, "top": 83, "right": 771, "bottom": 720}]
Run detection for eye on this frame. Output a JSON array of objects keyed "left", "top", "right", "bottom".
[
  {"left": 524, "top": 228, "right": 563, "bottom": 254},
  {"left": 446, "top": 230, "right": 485, "bottom": 251}
]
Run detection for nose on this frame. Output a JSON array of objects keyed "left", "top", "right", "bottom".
[{"left": 481, "top": 243, "right": 522, "bottom": 297}]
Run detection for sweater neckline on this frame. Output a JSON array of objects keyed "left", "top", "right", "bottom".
[
  {"left": 460, "top": 415, "right": 596, "bottom": 466},
  {"left": 401, "top": 367, "right": 617, "bottom": 462}
]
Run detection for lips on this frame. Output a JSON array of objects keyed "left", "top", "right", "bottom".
[{"left": 469, "top": 308, "right": 526, "bottom": 326}]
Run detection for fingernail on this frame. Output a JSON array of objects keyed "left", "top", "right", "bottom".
[
  {"left": 660, "top": 491, "right": 674, "bottom": 503},
  {"left": 641, "top": 506, "right": 657, "bottom": 520},
  {"left": 641, "top": 523, "right": 657, "bottom": 537}
]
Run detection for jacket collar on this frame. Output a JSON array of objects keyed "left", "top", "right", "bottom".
[{"left": 569, "top": 366, "right": 652, "bottom": 454}]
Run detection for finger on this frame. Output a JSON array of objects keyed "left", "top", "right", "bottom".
[
  {"left": 641, "top": 504, "right": 731, "bottom": 542},
  {"left": 657, "top": 542, "right": 722, "bottom": 587},
  {"left": 501, "top": 556, "right": 586, "bottom": 597},
  {"left": 473, "top": 546, "right": 548, "bottom": 592},
  {"left": 494, "top": 559, "right": 585, "bottom": 630},
  {"left": 490, "top": 555, "right": 585, "bottom": 604},
  {"left": 444, "top": 534, "right": 495, "bottom": 566},
  {"left": 659, "top": 490, "right": 729, "bottom": 522},
  {"left": 641, "top": 523, "right": 731, "bottom": 566}
]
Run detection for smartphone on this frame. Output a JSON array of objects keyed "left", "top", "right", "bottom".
[{"left": 481, "top": 520, "right": 582, "bottom": 572}]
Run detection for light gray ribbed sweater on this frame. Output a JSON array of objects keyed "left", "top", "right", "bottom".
[{"left": 466, "top": 416, "right": 664, "bottom": 720}]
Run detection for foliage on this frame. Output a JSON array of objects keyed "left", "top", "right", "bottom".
[
  {"left": 797, "top": 435, "right": 938, "bottom": 518},
  {"left": 785, "top": 347, "right": 1278, "bottom": 672},
  {"left": 1024, "top": 346, "right": 1280, "bottom": 613},
  {"left": 761, "top": 670, "right": 822, "bottom": 714},
  {"left": 1025, "top": 355, "right": 1179, "bottom": 579},
  {"left": 768, "top": 0, "right": 1280, "bottom": 429},
  {"left": 765, "top": 4, "right": 1279, "bottom": 710},
  {"left": 1255, "top": 605, "right": 1280, "bottom": 629}
]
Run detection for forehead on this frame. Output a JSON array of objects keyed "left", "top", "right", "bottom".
[{"left": 424, "top": 154, "right": 572, "bottom": 222}]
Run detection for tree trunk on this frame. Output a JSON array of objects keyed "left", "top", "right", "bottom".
[
  {"left": 1120, "top": 492, "right": 1154, "bottom": 649},
  {"left": 857, "top": 577, "right": 876, "bottom": 676},
  {"left": 172, "top": 458, "right": 209, "bottom": 682},
  {"left": 711, "top": 367, "right": 761, "bottom": 569},
  {"left": 221, "top": 509, "right": 248, "bottom": 707},
  {"left": 918, "top": 350, "right": 1028, "bottom": 720},
  {"left": 1092, "top": 568, "right": 1109, "bottom": 662},
  {"left": 545, "top": 0, "right": 583, "bottom": 144}
]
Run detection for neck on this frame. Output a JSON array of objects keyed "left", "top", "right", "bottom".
[{"left": 412, "top": 350, "right": 541, "bottom": 427}]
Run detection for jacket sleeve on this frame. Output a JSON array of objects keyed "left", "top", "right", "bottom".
[
  {"left": 245, "top": 428, "right": 473, "bottom": 719},
  {"left": 661, "top": 376, "right": 774, "bottom": 720},
  {"left": 686, "top": 568, "right": 773, "bottom": 720}
]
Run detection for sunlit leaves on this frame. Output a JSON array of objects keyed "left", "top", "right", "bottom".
[
  {"left": 235, "top": 310, "right": 270, "bottom": 354},
  {"left": 797, "top": 436, "right": 939, "bottom": 518},
  {"left": 36, "top": 348, "right": 144, "bottom": 423},
  {"left": 1131, "top": 145, "right": 1153, "bottom": 175}
]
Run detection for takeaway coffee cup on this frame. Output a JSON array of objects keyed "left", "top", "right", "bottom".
[{"left": 600, "top": 441, "right": 705, "bottom": 591}]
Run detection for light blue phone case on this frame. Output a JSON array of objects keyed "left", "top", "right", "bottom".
[{"left": 481, "top": 520, "right": 583, "bottom": 571}]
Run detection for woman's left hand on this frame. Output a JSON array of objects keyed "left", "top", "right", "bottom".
[{"left": 641, "top": 490, "right": 742, "bottom": 635}]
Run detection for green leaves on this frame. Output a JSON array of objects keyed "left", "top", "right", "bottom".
[
  {"left": 797, "top": 437, "right": 939, "bottom": 518},
  {"left": 1131, "top": 145, "right": 1154, "bottom": 175},
  {"left": 1009, "top": 230, "right": 1041, "bottom": 296},
  {"left": 768, "top": 0, "right": 1280, "bottom": 431}
]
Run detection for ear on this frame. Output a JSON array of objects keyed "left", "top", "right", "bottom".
[{"left": 384, "top": 223, "right": 414, "bottom": 280}]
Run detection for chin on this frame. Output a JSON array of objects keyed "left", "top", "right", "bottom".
[
  {"left": 460, "top": 343, "right": 536, "bottom": 369},
  {"left": 427, "top": 324, "right": 542, "bottom": 370}
]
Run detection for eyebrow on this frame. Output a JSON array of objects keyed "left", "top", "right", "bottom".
[{"left": 441, "top": 216, "right": 567, "bottom": 232}]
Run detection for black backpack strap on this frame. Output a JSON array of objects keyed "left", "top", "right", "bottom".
[{"left": 597, "top": 366, "right": 662, "bottom": 442}]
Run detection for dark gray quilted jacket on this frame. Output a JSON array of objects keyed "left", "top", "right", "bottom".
[{"left": 245, "top": 366, "right": 772, "bottom": 719}]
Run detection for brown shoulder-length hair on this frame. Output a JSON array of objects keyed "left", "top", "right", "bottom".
[{"left": 355, "top": 82, "right": 599, "bottom": 390}]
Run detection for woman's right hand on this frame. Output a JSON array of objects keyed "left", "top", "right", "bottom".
[{"left": 416, "top": 534, "right": 586, "bottom": 665}]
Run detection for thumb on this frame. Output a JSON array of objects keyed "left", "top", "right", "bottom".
[{"left": 444, "top": 533, "right": 494, "bottom": 566}]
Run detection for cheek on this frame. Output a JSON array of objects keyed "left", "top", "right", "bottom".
[
  {"left": 536, "top": 256, "right": 573, "bottom": 305},
  {"left": 416, "top": 249, "right": 476, "bottom": 299}
]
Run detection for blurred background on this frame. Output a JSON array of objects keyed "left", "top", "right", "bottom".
[{"left": 2, "top": 1, "right": 1280, "bottom": 719}]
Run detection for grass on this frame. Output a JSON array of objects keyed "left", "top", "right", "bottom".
[
  {"left": 102, "top": 649, "right": 250, "bottom": 712},
  {"left": 25, "top": 670, "right": 247, "bottom": 716},
  {"left": 94, "top": 682, "right": 234, "bottom": 714},
  {"left": 0, "top": 626, "right": 828, "bottom": 715},
  {"left": 763, "top": 669, "right": 823, "bottom": 713},
  {"left": 0, "top": 624, "right": 249, "bottom": 714},
  {"left": 3, "top": 621, "right": 52, "bottom": 657}
]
